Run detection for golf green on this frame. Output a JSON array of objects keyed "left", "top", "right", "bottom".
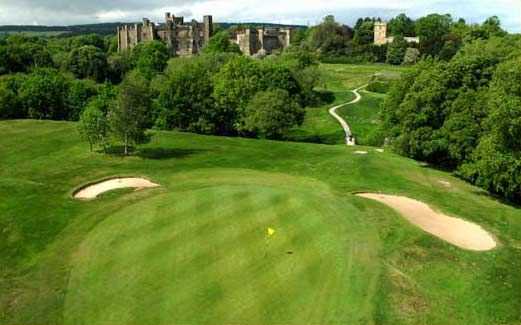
[{"left": 64, "top": 170, "right": 379, "bottom": 324}]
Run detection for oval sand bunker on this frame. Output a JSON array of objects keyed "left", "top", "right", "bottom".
[
  {"left": 74, "top": 177, "right": 159, "bottom": 200},
  {"left": 357, "top": 193, "right": 496, "bottom": 251}
]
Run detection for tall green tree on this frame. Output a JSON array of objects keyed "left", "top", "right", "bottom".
[
  {"left": 416, "top": 14, "right": 452, "bottom": 56},
  {"left": 353, "top": 20, "right": 375, "bottom": 46},
  {"left": 155, "top": 54, "right": 231, "bottom": 133},
  {"left": 306, "top": 15, "right": 353, "bottom": 55},
  {"left": 386, "top": 36, "right": 408, "bottom": 65},
  {"left": 66, "top": 79, "right": 98, "bottom": 121},
  {"left": 461, "top": 57, "right": 521, "bottom": 201},
  {"left": 0, "top": 35, "right": 53, "bottom": 74},
  {"left": 388, "top": 13, "right": 416, "bottom": 36},
  {"left": 241, "top": 89, "right": 304, "bottom": 139},
  {"left": 78, "top": 100, "right": 110, "bottom": 152},
  {"left": 108, "top": 71, "right": 151, "bottom": 155},
  {"left": 131, "top": 41, "right": 169, "bottom": 77},
  {"left": 19, "top": 68, "right": 70, "bottom": 120},
  {"left": 203, "top": 31, "right": 241, "bottom": 54},
  {"left": 212, "top": 56, "right": 262, "bottom": 134},
  {"left": 0, "top": 74, "right": 26, "bottom": 119},
  {"left": 66, "top": 45, "right": 108, "bottom": 81}
]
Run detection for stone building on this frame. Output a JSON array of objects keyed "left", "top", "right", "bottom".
[
  {"left": 374, "top": 21, "right": 419, "bottom": 45},
  {"left": 232, "top": 27, "right": 292, "bottom": 56},
  {"left": 117, "top": 13, "right": 213, "bottom": 56}
]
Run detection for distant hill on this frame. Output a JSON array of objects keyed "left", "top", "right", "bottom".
[
  {"left": 0, "top": 22, "right": 306, "bottom": 37},
  {"left": 0, "top": 23, "right": 124, "bottom": 37}
]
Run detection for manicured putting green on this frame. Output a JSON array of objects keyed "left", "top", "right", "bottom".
[{"left": 64, "top": 171, "right": 380, "bottom": 325}]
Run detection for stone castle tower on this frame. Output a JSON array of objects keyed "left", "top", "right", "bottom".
[
  {"left": 373, "top": 21, "right": 419, "bottom": 45},
  {"left": 373, "top": 22, "right": 388, "bottom": 45},
  {"left": 117, "top": 13, "right": 213, "bottom": 57}
]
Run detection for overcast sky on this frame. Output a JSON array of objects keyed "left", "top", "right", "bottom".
[{"left": 0, "top": 0, "right": 519, "bottom": 32}]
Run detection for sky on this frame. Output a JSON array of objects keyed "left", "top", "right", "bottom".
[{"left": 0, "top": 0, "right": 519, "bottom": 32}]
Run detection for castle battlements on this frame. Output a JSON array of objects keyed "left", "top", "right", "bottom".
[{"left": 117, "top": 13, "right": 213, "bottom": 57}]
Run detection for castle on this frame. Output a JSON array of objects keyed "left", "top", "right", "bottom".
[
  {"left": 231, "top": 27, "right": 293, "bottom": 56},
  {"left": 117, "top": 13, "right": 213, "bottom": 56},
  {"left": 374, "top": 21, "right": 419, "bottom": 45}
]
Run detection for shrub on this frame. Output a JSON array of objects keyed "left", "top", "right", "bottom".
[
  {"left": 403, "top": 48, "right": 420, "bottom": 65},
  {"left": 367, "top": 81, "right": 391, "bottom": 94}
]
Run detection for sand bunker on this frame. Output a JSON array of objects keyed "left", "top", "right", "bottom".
[
  {"left": 354, "top": 151, "right": 368, "bottom": 155},
  {"left": 74, "top": 177, "right": 159, "bottom": 200},
  {"left": 357, "top": 193, "right": 496, "bottom": 251}
]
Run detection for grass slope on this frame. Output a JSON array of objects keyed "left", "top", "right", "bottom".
[
  {"left": 288, "top": 64, "right": 408, "bottom": 145},
  {"left": 1, "top": 120, "right": 521, "bottom": 325},
  {"left": 286, "top": 91, "right": 355, "bottom": 144},
  {"left": 337, "top": 91, "right": 386, "bottom": 146}
]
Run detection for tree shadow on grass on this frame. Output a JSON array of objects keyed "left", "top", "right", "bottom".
[
  {"left": 313, "top": 90, "right": 335, "bottom": 106},
  {"left": 470, "top": 189, "right": 521, "bottom": 209},
  {"left": 137, "top": 148, "right": 207, "bottom": 160},
  {"left": 103, "top": 145, "right": 136, "bottom": 156},
  {"left": 100, "top": 146, "right": 206, "bottom": 160}
]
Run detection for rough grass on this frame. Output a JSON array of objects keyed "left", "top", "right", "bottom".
[{"left": 1, "top": 120, "right": 521, "bottom": 325}]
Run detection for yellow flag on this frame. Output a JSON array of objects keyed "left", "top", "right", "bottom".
[{"left": 267, "top": 227, "right": 275, "bottom": 236}]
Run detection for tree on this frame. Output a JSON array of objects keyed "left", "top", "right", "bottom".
[
  {"left": 416, "top": 14, "right": 452, "bottom": 56},
  {"left": 0, "top": 35, "right": 53, "bottom": 74},
  {"left": 107, "top": 52, "right": 132, "bottom": 83},
  {"left": 353, "top": 20, "right": 375, "bottom": 46},
  {"left": 0, "top": 75, "right": 25, "bottom": 119},
  {"left": 70, "top": 34, "right": 106, "bottom": 51},
  {"left": 131, "top": 41, "right": 169, "bottom": 77},
  {"left": 386, "top": 36, "right": 408, "bottom": 65},
  {"left": 203, "top": 31, "right": 241, "bottom": 54},
  {"left": 212, "top": 56, "right": 263, "bottom": 134},
  {"left": 481, "top": 16, "right": 507, "bottom": 38},
  {"left": 19, "top": 68, "right": 70, "bottom": 120},
  {"left": 241, "top": 89, "right": 304, "bottom": 139},
  {"left": 108, "top": 71, "right": 151, "bottom": 155},
  {"left": 67, "top": 79, "right": 98, "bottom": 121},
  {"left": 66, "top": 45, "right": 108, "bottom": 81},
  {"left": 155, "top": 54, "right": 230, "bottom": 133},
  {"left": 306, "top": 15, "right": 353, "bottom": 55},
  {"left": 402, "top": 48, "right": 420, "bottom": 65},
  {"left": 388, "top": 13, "right": 416, "bottom": 36},
  {"left": 78, "top": 100, "right": 110, "bottom": 152}
]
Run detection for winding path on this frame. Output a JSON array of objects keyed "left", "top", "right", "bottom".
[{"left": 328, "top": 85, "right": 367, "bottom": 146}]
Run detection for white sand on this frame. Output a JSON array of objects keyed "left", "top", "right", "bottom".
[
  {"left": 357, "top": 193, "right": 496, "bottom": 251},
  {"left": 438, "top": 180, "right": 451, "bottom": 187},
  {"left": 355, "top": 151, "right": 368, "bottom": 155},
  {"left": 376, "top": 149, "right": 385, "bottom": 153},
  {"left": 74, "top": 177, "right": 159, "bottom": 200}
]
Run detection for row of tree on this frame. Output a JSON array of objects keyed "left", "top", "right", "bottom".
[
  {"left": 296, "top": 13, "right": 507, "bottom": 65},
  {"left": 380, "top": 34, "right": 521, "bottom": 202},
  {"left": 0, "top": 33, "right": 170, "bottom": 83},
  {"left": 78, "top": 48, "right": 318, "bottom": 154}
]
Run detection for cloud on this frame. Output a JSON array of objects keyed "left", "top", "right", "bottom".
[{"left": 0, "top": 0, "right": 519, "bottom": 32}]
